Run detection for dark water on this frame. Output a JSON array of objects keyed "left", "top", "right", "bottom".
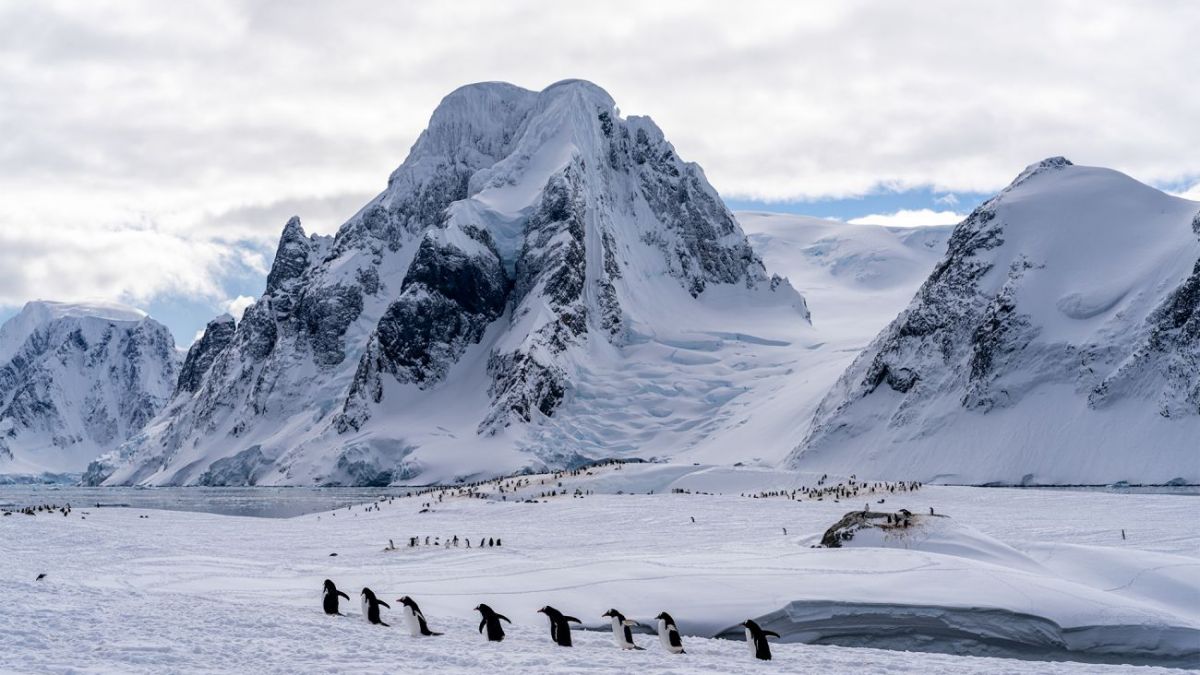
[{"left": 0, "top": 486, "right": 411, "bottom": 518}]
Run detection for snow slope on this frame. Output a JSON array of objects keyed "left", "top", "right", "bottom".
[
  {"left": 3, "top": 466, "right": 1197, "bottom": 672},
  {"left": 792, "top": 159, "right": 1200, "bottom": 485},
  {"left": 0, "top": 301, "right": 178, "bottom": 478},
  {"left": 88, "top": 80, "right": 833, "bottom": 487}
]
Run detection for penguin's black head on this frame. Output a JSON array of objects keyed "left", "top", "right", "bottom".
[
  {"left": 474, "top": 603, "right": 489, "bottom": 614},
  {"left": 656, "top": 611, "right": 673, "bottom": 623},
  {"left": 361, "top": 588, "right": 374, "bottom": 600},
  {"left": 741, "top": 619, "right": 759, "bottom": 631},
  {"left": 602, "top": 609, "right": 620, "bottom": 619},
  {"left": 323, "top": 579, "right": 335, "bottom": 591}
]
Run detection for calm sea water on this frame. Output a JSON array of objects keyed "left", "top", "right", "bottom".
[{"left": 0, "top": 486, "right": 412, "bottom": 518}]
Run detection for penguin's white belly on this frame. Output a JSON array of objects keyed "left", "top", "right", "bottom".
[
  {"left": 745, "top": 628, "right": 755, "bottom": 654},
  {"left": 360, "top": 597, "right": 370, "bottom": 623},
  {"left": 657, "top": 620, "right": 669, "bottom": 650},
  {"left": 610, "top": 618, "right": 626, "bottom": 647},
  {"left": 403, "top": 607, "right": 421, "bottom": 636}
]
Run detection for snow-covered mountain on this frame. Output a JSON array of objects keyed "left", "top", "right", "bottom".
[
  {"left": 791, "top": 158, "right": 1200, "bottom": 485},
  {"left": 0, "top": 301, "right": 179, "bottom": 478},
  {"left": 89, "top": 80, "right": 812, "bottom": 486}
]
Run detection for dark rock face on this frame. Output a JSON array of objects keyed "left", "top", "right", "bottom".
[
  {"left": 480, "top": 167, "right": 590, "bottom": 432},
  {"left": 818, "top": 510, "right": 943, "bottom": 548},
  {"left": 338, "top": 225, "right": 509, "bottom": 432},
  {"left": 632, "top": 128, "right": 765, "bottom": 297},
  {"left": 175, "top": 315, "right": 236, "bottom": 395},
  {"left": 265, "top": 217, "right": 313, "bottom": 294},
  {"left": 296, "top": 283, "right": 363, "bottom": 368},
  {"left": 1093, "top": 257, "right": 1200, "bottom": 416}
]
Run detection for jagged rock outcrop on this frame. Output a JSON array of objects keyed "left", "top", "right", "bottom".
[
  {"left": 94, "top": 79, "right": 808, "bottom": 486},
  {"left": 0, "top": 301, "right": 178, "bottom": 478},
  {"left": 175, "top": 314, "right": 235, "bottom": 395},
  {"left": 791, "top": 159, "right": 1200, "bottom": 485}
]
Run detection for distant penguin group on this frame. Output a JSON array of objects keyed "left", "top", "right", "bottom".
[{"left": 322, "top": 581, "right": 775, "bottom": 661}]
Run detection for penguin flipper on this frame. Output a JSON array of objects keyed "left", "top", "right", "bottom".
[
  {"left": 479, "top": 619, "right": 487, "bottom": 634},
  {"left": 623, "top": 620, "right": 640, "bottom": 627},
  {"left": 764, "top": 630, "right": 781, "bottom": 638},
  {"left": 498, "top": 614, "right": 512, "bottom": 624},
  {"left": 378, "top": 600, "right": 391, "bottom": 609},
  {"left": 564, "top": 616, "right": 581, "bottom": 623},
  {"left": 337, "top": 591, "right": 349, "bottom": 600}
]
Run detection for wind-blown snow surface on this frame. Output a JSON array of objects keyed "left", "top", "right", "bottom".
[
  {"left": 793, "top": 159, "right": 1200, "bottom": 485},
  {"left": 90, "top": 80, "right": 961, "bottom": 488},
  {"left": 3, "top": 465, "right": 1197, "bottom": 673},
  {"left": 0, "top": 301, "right": 178, "bottom": 478}
]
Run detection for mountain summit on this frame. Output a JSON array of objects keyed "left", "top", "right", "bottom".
[
  {"left": 0, "top": 300, "right": 178, "bottom": 478},
  {"left": 790, "top": 158, "right": 1200, "bottom": 485},
  {"left": 90, "top": 80, "right": 808, "bottom": 486}
]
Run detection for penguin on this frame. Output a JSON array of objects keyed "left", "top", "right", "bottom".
[
  {"left": 740, "top": 619, "right": 780, "bottom": 660},
  {"left": 322, "top": 579, "right": 349, "bottom": 615},
  {"left": 474, "top": 603, "right": 511, "bottom": 642},
  {"left": 655, "top": 611, "right": 685, "bottom": 654},
  {"left": 537, "top": 605, "right": 581, "bottom": 646},
  {"left": 397, "top": 596, "right": 442, "bottom": 636},
  {"left": 601, "top": 609, "right": 643, "bottom": 650},
  {"left": 360, "top": 587, "right": 390, "bottom": 626}
]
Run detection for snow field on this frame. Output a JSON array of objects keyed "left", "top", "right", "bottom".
[{"left": 3, "top": 465, "right": 1197, "bottom": 673}]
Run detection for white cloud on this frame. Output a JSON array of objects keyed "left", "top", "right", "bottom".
[
  {"left": 0, "top": 0, "right": 1196, "bottom": 311},
  {"left": 1171, "top": 183, "right": 1200, "bottom": 202},
  {"left": 848, "top": 209, "right": 966, "bottom": 227},
  {"left": 223, "top": 295, "right": 256, "bottom": 320}
]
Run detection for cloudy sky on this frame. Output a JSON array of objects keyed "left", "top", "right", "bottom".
[{"left": 2, "top": 0, "right": 1197, "bottom": 343}]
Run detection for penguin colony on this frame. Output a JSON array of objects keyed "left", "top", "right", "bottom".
[{"left": 321, "top": 580, "right": 783, "bottom": 660}]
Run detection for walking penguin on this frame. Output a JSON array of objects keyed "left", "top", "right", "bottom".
[
  {"left": 474, "top": 603, "right": 511, "bottom": 642},
  {"left": 397, "top": 596, "right": 442, "bottom": 636},
  {"left": 601, "top": 608, "right": 644, "bottom": 650},
  {"left": 322, "top": 579, "right": 350, "bottom": 615},
  {"left": 537, "top": 605, "right": 582, "bottom": 646},
  {"left": 655, "top": 611, "right": 685, "bottom": 654},
  {"left": 360, "top": 587, "right": 390, "bottom": 626},
  {"left": 741, "top": 619, "right": 780, "bottom": 660}
]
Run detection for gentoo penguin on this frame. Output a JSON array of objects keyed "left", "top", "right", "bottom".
[
  {"left": 322, "top": 579, "right": 350, "bottom": 615},
  {"left": 740, "top": 619, "right": 780, "bottom": 660},
  {"left": 601, "top": 609, "right": 643, "bottom": 650},
  {"left": 397, "top": 596, "right": 442, "bottom": 636},
  {"left": 360, "top": 587, "right": 390, "bottom": 626},
  {"left": 474, "top": 603, "right": 511, "bottom": 642},
  {"left": 537, "top": 605, "right": 581, "bottom": 646},
  {"left": 654, "top": 611, "right": 685, "bottom": 654}
]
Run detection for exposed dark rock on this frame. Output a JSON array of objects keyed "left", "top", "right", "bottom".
[{"left": 175, "top": 315, "right": 236, "bottom": 395}]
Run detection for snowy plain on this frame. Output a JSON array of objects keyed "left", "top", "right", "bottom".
[{"left": 3, "top": 463, "right": 1197, "bottom": 674}]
